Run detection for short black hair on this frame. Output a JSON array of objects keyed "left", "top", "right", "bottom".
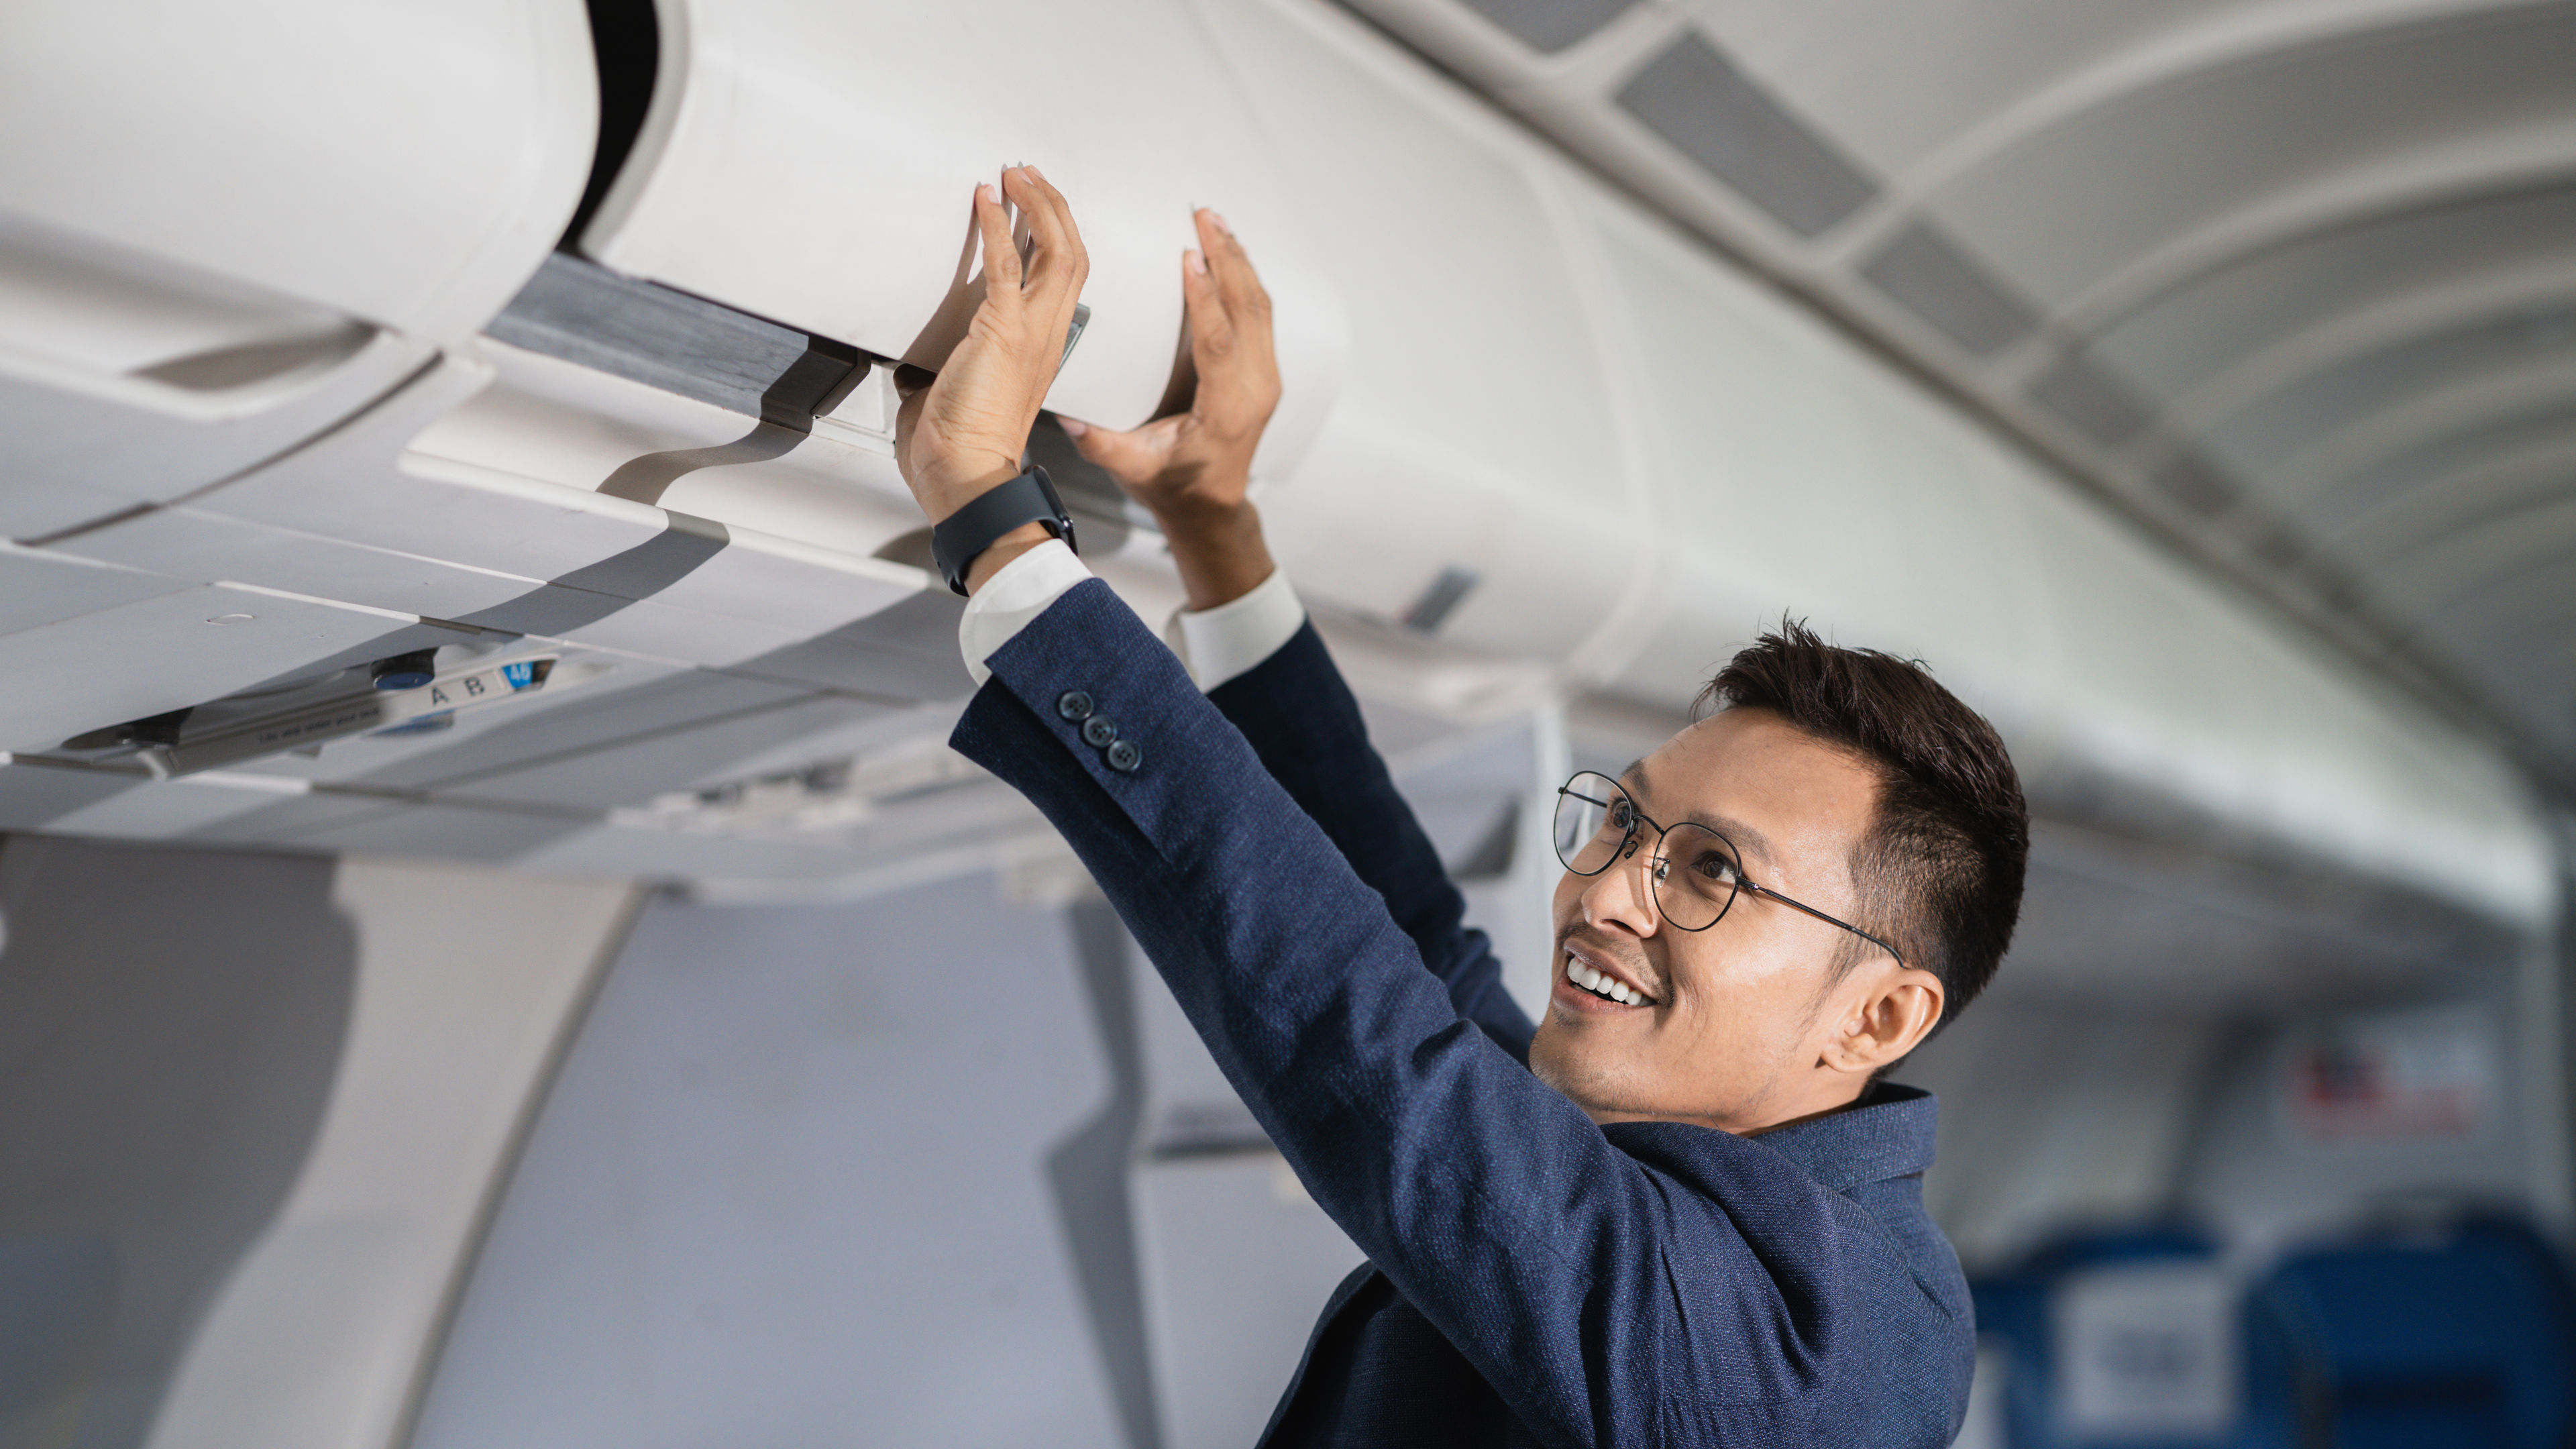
[{"left": 1698, "top": 621, "right": 2027, "bottom": 1024}]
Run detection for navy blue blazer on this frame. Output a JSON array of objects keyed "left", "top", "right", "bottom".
[{"left": 951, "top": 580, "right": 1974, "bottom": 1446}]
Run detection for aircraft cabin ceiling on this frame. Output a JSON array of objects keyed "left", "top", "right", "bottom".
[
  {"left": 1344, "top": 0, "right": 2576, "bottom": 794},
  {"left": 0, "top": 0, "right": 2561, "bottom": 1010}
]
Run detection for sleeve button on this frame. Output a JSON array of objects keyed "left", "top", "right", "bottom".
[
  {"left": 1056, "top": 690, "right": 1094, "bottom": 722},
  {"left": 1106, "top": 739, "right": 1143, "bottom": 773},
  {"left": 1081, "top": 715, "right": 1120, "bottom": 747}
]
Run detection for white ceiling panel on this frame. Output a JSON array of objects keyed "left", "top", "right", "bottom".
[
  {"left": 42, "top": 506, "right": 542, "bottom": 623},
  {"left": 434, "top": 696, "right": 885, "bottom": 812},
  {"left": 0, "top": 0, "right": 593, "bottom": 345},
  {"left": 341, "top": 672, "right": 816, "bottom": 794},
  {"left": 1339, "top": 0, "right": 2576, "bottom": 794},
  {"left": 191, "top": 360, "right": 673, "bottom": 587},
  {"left": 0, "top": 586, "right": 418, "bottom": 755},
  {"left": 0, "top": 547, "right": 191, "bottom": 637},
  {"left": 0, "top": 760, "right": 148, "bottom": 832}
]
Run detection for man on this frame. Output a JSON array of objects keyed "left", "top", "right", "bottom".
[{"left": 896, "top": 166, "right": 2028, "bottom": 1446}]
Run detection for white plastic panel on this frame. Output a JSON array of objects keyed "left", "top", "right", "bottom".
[
  {"left": 48, "top": 346, "right": 930, "bottom": 649},
  {"left": 582, "top": 0, "right": 1346, "bottom": 455},
  {"left": 0, "top": 0, "right": 591, "bottom": 533},
  {"left": 1199, "top": 0, "right": 1644, "bottom": 669},
  {"left": 197, "top": 360, "right": 675, "bottom": 586},
  {"left": 0, "top": 587, "right": 421, "bottom": 755},
  {"left": 45, "top": 508, "right": 543, "bottom": 624},
  {"left": 407, "top": 340, "right": 929, "bottom": 561},
  {"left": 1564, "top": 178, "right": 2553, "bottom": 927},
  {"left": 0, "top": 0, "right": 595, "bottom": 347},
  {"left": 140, "top": 862, "right": 634, "bottom": 1449},
  {"left": 0, "top": 217, "right": 440, "bottom": 538},
  {"left": 647, "top": 532, "right": 926, "bottom": 639},
  {"left": 0, "top": 546, "right": 193, "bottom": 639}
]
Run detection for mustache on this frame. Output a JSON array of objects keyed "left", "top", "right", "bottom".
[{"left": 1555, "top": 924, "right": 1662, "bottom": 996}]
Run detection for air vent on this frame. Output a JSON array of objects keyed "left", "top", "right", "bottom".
[
  {"left": 1457, "top": 0, "right": 1637, "bottom": 54},
  {"left": 1615, "top": 31, "right": 1876, "bottom": 239},
  {"left": 1401, "top": 565, "right": 1482, "bottom": 633},
  {"left": 2030, "top": 353, "right": 2154, "bottom": 446},
  {"left": 1859, "top": 223, "right": 2038, "bottom": 357}
]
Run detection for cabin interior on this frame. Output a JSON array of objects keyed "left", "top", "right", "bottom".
[{"left": 3, "top": 0, "right": 2573, "bottom": 1445}]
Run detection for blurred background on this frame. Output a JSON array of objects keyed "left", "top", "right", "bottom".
[{"left": 3, "top": 0, "right": 2573, "bottom": 1446}]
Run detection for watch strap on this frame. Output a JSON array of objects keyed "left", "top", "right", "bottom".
[{"left": 929, "top": 466, "right": 1077, "bottom": 596}]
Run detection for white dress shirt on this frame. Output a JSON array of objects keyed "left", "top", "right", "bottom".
[{"left": 956, "top": 538, "right": 1306, "bottom": 692}]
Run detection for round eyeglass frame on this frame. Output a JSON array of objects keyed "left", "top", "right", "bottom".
[{"left": 1551, "top": 771, "right": 1904, "bottom": 965}]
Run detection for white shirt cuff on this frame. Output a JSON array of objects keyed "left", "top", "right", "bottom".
[
  {"left": 1163, "top": 567, "right": 1305, "bottom": 692},
  {"left": 957, "top": 537, "right": 1093, "bottom": 686}
]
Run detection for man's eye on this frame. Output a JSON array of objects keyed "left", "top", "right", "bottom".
[
  {"left": 1609, "top": 802, "right": 1635, "bottom": 830},
  {"left": 1688, "top": 851, "right": 1737, "bottom": 883}
]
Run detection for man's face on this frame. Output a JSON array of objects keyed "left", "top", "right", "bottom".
[{"left": 1528, "top": 707, "right": 1888, "bottom": 1134}]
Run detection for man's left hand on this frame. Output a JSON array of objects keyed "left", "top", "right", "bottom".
[{"left": 894, "top": 165, "right": 1091, "bottom": 549}]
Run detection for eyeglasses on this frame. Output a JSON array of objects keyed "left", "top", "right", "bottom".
[{"left": 1551, "top": 770, "right": 1902, "bottom": 965}]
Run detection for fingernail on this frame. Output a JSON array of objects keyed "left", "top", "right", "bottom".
[
  {"left": 1059, "top": 417, "right": 1088, "bottom": 437},
  {"left": 977, "top": 182, "right": 996, "bottom": 203},
  {"left": 1212, "top": 211, "right": 1233, "bottom": 235},
  {"left": 1187, "top": 250, "right": 1208, "bottom": 275}
]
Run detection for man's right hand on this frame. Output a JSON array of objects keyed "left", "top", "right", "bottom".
[{"left": 1062, "top": 209, "right": 1281, "bottom": 612}]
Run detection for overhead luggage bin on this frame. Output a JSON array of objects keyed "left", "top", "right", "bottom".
[
  {"left": 0, "top": 0, "right": 596, "bottom": 531},
  {"left": 1185, "top": 0, "right": 1650, "bottom": 692},
  {"left": 574, "top": 0, "right": 1344, "bottom": 466}
]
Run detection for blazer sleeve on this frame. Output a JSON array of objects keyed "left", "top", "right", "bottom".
[
  {"left": 1207, "top": 621, "right": 1536, "bottom": 1060},
  {"left": 951, "top": 580, "right": 1877, "bottom": 1447}
]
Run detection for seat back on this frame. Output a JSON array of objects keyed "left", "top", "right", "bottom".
[
  {"left": 1972, "top": 1227, "right": 2239, "bottom": 1449},
  {"left": 2245, "top": 1214, "right": 2575, "bottom": 1449}
]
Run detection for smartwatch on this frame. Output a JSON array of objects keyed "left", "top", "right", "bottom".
[{"left": 928, "top": 466, "right": 1078, "bottom": 596}]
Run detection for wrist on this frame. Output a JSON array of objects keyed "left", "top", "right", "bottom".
[
  {"left": 1163, "top": 499, "right": 1274, "bottom": 612},
  {"left": 918, "top": 457, "right": 1026, "bottom": 525},
  {"left": 961, "top": 521, "right": 1057, "bottom": 596}
]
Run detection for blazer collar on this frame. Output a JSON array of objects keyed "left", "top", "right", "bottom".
[
  {"left": 1748, "top": 1082, "right": 1939, "bottom": 1191},
  {"left": 1601, "top": 1083, "right": 1939, "bottom": 1195}
]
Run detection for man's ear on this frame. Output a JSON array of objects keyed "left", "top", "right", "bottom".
[{"left": 1820, "top": 965, "right": 1944, "bottom": 1077}]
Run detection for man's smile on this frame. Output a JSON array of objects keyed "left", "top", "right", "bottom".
[{"left": 1558, "top": 939, "right": 1659, "bottom": 1009}]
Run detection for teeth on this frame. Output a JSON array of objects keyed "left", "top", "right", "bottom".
[{"left": 1565, "top": 957, "right": 1647, "bottom": 1006}]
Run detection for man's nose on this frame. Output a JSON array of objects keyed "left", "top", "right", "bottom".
[{"left": 1575, "top": 847, "right": 1662, "bottom": 938}]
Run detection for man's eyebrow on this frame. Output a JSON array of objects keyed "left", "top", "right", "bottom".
[
  {"left": 1621, "top": 759, "right": 1779, "bottom": 868},
  {"left": 1705, "top": 814, "right": 1778, "bottom": 869}
]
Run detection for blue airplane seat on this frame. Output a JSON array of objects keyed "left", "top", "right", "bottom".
[
  {"left": 1970, "top": 1226, "right": 2235, "bottom": 1449},
  {"left": 2241, "top": 1212, "right": 2576, "bottom": 1449}
]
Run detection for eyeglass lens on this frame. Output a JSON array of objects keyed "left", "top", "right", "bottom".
[{"left": 1550, "top": 771, "right": 1742, "bottom": 930}]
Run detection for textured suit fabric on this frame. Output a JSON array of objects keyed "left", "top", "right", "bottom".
[{"left": 951, "top": 580, "right": 1974, "bottom": 1447}]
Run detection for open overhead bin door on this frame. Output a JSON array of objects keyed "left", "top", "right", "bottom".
[
  {"left": 0, "top": 0, "right": 598, "bottom": 537},
  {"left": 576, "top": 0, "right": 1345, "bottom": 468}
]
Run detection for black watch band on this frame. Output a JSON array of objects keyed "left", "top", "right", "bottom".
[{"left": 928, "top": 466, "right": 1077, "bottom": 596}]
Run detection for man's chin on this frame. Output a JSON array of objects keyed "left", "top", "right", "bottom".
[{"left": 1528, "top": 1026, "right": 1627, "bottom": 1114}]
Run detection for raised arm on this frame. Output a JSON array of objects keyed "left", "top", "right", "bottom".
[
  {"left": 1066, "top": 210, "right": 1532, "bottom": 1056},
  {"left": 887, "top": 166, "right": 1912, "bottom": 1446}
]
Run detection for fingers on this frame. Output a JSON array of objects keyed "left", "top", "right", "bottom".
[
  {"left": 1004, "top": 165, "right": 1089, "bottom": 315},
  {"left": 973, "top": 182, "right": 1020, "bottom": 315},
  {"left": 1180, "top": 239, "right": 1234, "bottom": 371},
  {"left": 1184, "top": 208, "right": 1281, "bottom": 435},
  {"left": 1064, "top": 414, "right": 1178, "bottom": 484},
  {"left": 1196, "top": 210, "right": 1274, "bottom": 350}
]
